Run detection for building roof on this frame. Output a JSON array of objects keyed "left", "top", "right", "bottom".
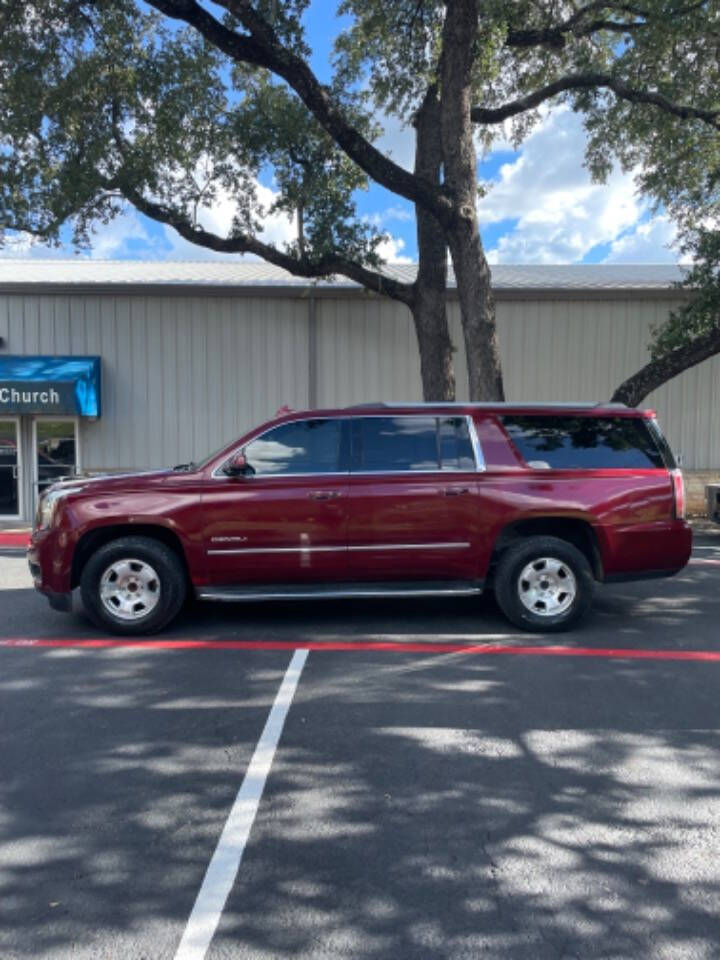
[{"left": 0, "top": 259, "right": 689, "bottom": 298}]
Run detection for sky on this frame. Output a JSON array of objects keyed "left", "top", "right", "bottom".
[{"left": 2, "top": 0, "right": 681, "bottom": 266}]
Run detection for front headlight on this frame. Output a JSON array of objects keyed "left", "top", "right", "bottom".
[{"left": 35, "top": 486, "right": 85, "bottom": 531}]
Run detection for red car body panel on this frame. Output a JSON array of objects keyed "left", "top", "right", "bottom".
[
  {"left": 28, "top": 404, "right": 692, "bottom": 607},
  {"left": 345, "top": 471, "right": 481, "bottom": 580},
  {"left": 201, "top": 475, "right": 349, "bottom": 584}
]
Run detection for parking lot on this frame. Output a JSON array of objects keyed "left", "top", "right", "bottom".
[{"left": 2, "top": 532, "right": 720, "bottom": 960}]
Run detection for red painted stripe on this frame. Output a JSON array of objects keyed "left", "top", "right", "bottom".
[
  {"left": 2, "top": 636, "right": 720, "bottom": 660},
  {"left": 0, "top": 532, "right": 29, "bottom": 548}
]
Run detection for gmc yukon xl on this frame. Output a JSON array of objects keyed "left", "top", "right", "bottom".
[{"left": 28, "top": 403, "right": 691, "bottom": 634}]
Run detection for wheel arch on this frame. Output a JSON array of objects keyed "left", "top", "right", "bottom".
[
  {"left": 71, "top": 524, "right": 192, "bottom": 590},
  {"left": 489, "top": 516, "right": 604, "bottom": 583}
]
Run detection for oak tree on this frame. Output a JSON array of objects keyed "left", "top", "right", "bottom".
[{"left": 1, "top": 0, "right": 719, "bottom": 401}]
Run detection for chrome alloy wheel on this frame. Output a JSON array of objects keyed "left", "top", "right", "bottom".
[
  {"left": 517, "top": 557, "right": 577, "bottom": 617},
  {"left": 99, "top": 558, "right": 161, "bottom": 621}
]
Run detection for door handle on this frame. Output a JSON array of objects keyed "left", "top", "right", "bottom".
[
  {"left": 308, "top": 490, "right": 341, "bottom": 500},
  {"left": 444, "top": 486, "right": 471, "bottom": 496}
]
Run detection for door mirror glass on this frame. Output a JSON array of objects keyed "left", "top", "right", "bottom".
[{"left": 224, "top": 451, "right": 254, "bottom": 477}]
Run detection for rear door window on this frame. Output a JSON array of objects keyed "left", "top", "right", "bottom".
[
  {"left": 353, "top": 416, "right": 476, "bottom": 472},
  {"left": 500, "top": 415, "right": 666, "bottom": 469},
  {"left": 439, "top": 417, "right": 476, "bottom": 470}
]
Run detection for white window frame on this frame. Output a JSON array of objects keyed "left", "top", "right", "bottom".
[
  {"left": 31, "top": 415, "right": 81, "bottom": 512},
  {"left": 212, "top": 414, "right": 486, "bottom": 479},
  {"left": 0, "top": 416, "right": 23, "bottom": 523}
]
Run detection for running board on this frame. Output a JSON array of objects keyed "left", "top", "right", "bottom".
[{"left": 197, "top": 580, "right": 484, "bottom": 603}]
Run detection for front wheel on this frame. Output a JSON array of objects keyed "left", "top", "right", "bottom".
[
  {"left": 494, "top": 536, "right": 595, "bottom": 632},
  {"left": 80, "top": 536, "right": 187, "bottom": 635}
]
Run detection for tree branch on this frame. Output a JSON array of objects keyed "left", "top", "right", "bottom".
[
  {"left": 505, "top": 0, "right": 707, "bottom": 48},
  {"left": 471, "top": 73, "right": 720, "bottom": 127},
  {"left": 144, "top": 0, "right": 453, "bottom": 225},
  {"left": 611, "top": 322, "right": 720, "bottom": 407},
  {"left": 106, "top": 178, "right": 415, "bottom": 305}
]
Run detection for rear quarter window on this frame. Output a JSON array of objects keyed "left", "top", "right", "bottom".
[{"left": 500, "top": 415, "right": 667, "bottom": 469}]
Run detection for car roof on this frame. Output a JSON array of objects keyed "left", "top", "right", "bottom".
[{"left": 273, "top": 402, "right": 652, "bottom": 419}]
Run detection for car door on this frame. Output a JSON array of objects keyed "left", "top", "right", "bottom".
[
  {"left": 202, "top": 417, "right": 350, "bottom": 585},
  {"left": 346, "top": 415, "right": 482, "bottom": 582}
]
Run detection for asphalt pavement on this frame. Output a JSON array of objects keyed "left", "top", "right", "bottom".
[{"left": 1, "top": 533, "right": 720, "bottom": 959}]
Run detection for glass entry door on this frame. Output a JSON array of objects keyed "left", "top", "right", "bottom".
[
  {"left": 34, "top": 419, "right": 79, "bottom": 498},
  {"left": 0, "top": 419, "right": 21, "bottom": 519}
]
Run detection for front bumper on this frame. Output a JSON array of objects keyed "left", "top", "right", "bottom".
[{"left": 28, "top": 527, "right": 74, "bottom": 611}]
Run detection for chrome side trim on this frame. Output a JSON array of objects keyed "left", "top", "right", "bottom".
[
  {"left": 198, "top": 584, "right": 484, "bottom": 602},
  {"left": 350, "top": 541, "right": 470, "bottom": 552},
  {"left": 207, "top": 541, "right": 472, "bottom": 556},
  {"left": 208, "top": 545, "right": 345, "bottom": 556}
]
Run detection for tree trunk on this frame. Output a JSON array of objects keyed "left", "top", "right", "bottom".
[
  {"left": 411, "top": 85, "right": 455, "bottom": 401},
  {"left": 440, "top": 0, "right": 505, "bottom": 401},
  {"left": 612, "top": 324, "right": 720, "bottom": 407}
]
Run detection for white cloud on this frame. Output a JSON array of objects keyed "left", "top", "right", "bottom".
[
  {"left": 0, "top": 233, "right": 42, "bottom": 258},
  {"left": 0, "top": 207, "right": 154, "bottom": 260},
  {"left": 88, "top": 208, "right": 156, "bottom": 259},
  {"left": 603, "top": 215, "right": 679, "bottom": 263},
  {"left": 479, "top": 108, "right": 674, "bottom": 265},
  {"left": 376, "top": 234, "right": 412, "bottom": 264},
  {"left": 162, "top": 181, "right": 296, "bottom": 260},
  {"left": 365, "top": 205, "right": 414, "bottom": 228}
]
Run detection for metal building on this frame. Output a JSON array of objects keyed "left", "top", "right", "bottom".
[{"left": 0, "top": 260, "right": 712, "bottom": 525}]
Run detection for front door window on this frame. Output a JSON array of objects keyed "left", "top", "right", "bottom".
[
  {"left": 0, "top": 420, "right": 20, "bottom": 518},
  {"left": 36, "top": 420, "right": 78, "bottom": 497}
]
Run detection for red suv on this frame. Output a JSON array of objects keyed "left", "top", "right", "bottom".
[{"left": 28, "top": 403, "right": 691, "bottom": 635}]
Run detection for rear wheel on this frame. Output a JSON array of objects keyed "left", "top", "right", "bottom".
[
  {"left": 494, "top": 535, "right": 595, "bottom": 632},
  {"left": 80, "top": 536, "right": 187, "bottom": 635}
]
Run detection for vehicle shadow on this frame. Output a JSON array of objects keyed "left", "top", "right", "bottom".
[{"left": 3, "top": 561, "right": 720, "bottom": 651}]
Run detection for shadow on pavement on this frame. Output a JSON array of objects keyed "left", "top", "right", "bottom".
[{"left": 1, "top": 640, "right": 720, "bottom": 958}]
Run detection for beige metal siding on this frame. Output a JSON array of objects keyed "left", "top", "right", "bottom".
[
  {"left": 0, "top": 293, "right": 310, "bottom": 471},
  {"left": 315, "top": 296, "right": 423, "bottom": 405},
  {"left": 0, "top": 288, "right": 717, "bottom": 473}
]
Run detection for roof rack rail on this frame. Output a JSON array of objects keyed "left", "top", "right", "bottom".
[
  {"left": 593, "top": 401, "right": 627, "bottom": 408},
  {"left": 346, "top": 401, "right": 389, "bottom": 408}
]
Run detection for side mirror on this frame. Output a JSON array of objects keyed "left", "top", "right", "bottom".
[{"left": 223, "top": 451, "right": 254, "bottom": 477}]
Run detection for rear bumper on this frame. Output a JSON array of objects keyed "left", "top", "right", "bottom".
[{"left": 600, "top": 519, "right": 692, "bottom": 580}]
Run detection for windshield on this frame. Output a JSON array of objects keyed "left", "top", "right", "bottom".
[{"left": 186, "top": 439, "right": 237, "bottom": 472}]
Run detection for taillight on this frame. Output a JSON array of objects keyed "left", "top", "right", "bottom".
[{"left": 671, "top": 468, "right": 685, "bottom": 520}]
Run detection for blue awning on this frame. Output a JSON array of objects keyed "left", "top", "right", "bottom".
[{"left": 0, "top": 356, "right": 101, "bottom": 417}]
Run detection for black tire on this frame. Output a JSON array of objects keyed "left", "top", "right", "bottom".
[
  {"left": 80, "top": 535, "right": 187, "bottom": 635},
  {"left": 493, "top": 535, "right": 595, "bottom": 633}
]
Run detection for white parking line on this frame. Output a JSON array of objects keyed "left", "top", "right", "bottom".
[{"left": 174, "top": 648, "right": 309, "bottom": 960}]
